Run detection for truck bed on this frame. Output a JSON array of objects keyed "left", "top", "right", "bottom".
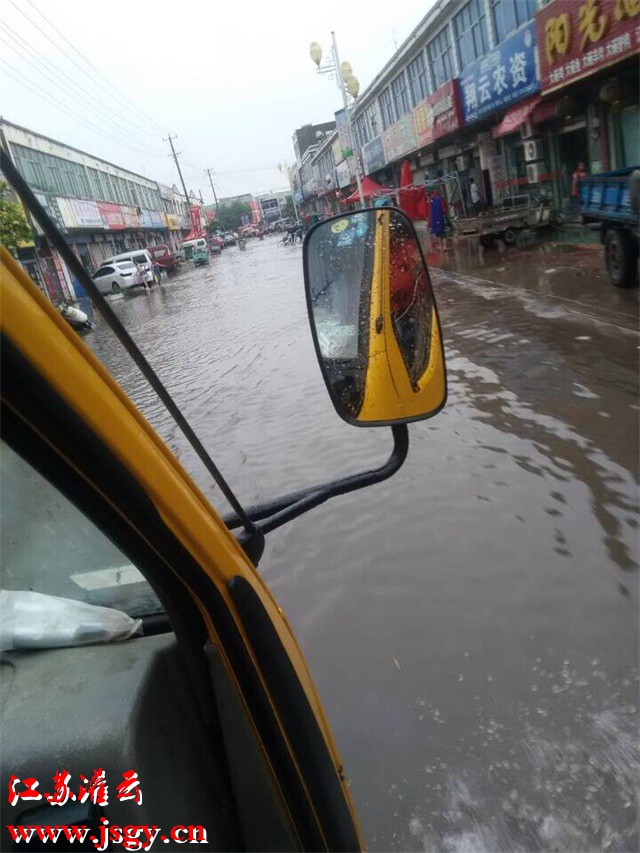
[{"left": 579, "top": 167, "right": 639, "bottom": 226}]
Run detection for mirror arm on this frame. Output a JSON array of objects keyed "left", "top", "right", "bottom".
[{"left": 226, "top": 424, "right": 408, "bottom": 536}]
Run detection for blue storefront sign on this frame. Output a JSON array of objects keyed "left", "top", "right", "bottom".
[
  {"left": 362, "top": 136, "right": 385, "bottom": 175},
  {"left": 460, "top": 23, "right": 539, "bottom": 126}
]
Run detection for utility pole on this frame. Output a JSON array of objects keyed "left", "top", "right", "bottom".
[
  {"left": 205, "top": 168, "right": 220, "bottom": 213},
  {"left": 164, "top": 134, "right": 191, "bottom": 213}
]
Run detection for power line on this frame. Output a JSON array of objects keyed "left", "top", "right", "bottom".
[
  {"left": 0, "top": 63, "right": 166, "bottom": 161},
  {"left": 0, "top": 33, "right": 167, "bottom": 157},
  {"left": 23, "top": 0, "right": 169, "bottom": 134},
  {"left": 0, "top": 20, "right": 167, "bottom": 151},
  {"left": 8, "top": 0, "right": 168, "bottom": 136},
  {"left": 215, "top": 165, "right": 283, "bottom": 175}
]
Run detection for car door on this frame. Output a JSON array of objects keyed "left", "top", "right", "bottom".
[
  {"left": 1, "top": 247, "right": 362, "bottom": 851},
  {"left": 92, "top": 265, "right": 115, "bottom": 294}
]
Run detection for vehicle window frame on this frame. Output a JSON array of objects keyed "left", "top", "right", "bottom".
[{"left": 93, "top": 266, "right": 114, "bottom": 278}]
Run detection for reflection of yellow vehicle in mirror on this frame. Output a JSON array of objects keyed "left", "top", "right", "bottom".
[
  {"left": 304, "top": 209, "right": 446, "bottom": 425},
  {"left": 1, "top": 151, "right": 447, "bottom": 852}
]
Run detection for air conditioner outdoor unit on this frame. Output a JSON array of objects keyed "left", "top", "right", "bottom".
[
  {"left": 520, "top": 120, "right": 535, "bottom": 140},
  {"left": 524, "top": 139, "right": 544, "bottom": 162},
  {"left": 526, "top": 161, "right": 545, "bottom": 184}
]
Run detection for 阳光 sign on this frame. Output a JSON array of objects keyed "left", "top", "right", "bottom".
[{"left": 536, "top": 0, "right": 640, "bottom": 94}]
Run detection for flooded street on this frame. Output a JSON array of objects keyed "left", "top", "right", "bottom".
[{"left": 88, "top": 235, "right": 639, "bottom": 851}]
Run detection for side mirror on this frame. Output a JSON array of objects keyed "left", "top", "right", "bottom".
[{"left": 303, "top": 208, "right": 446, "bottom": 425}]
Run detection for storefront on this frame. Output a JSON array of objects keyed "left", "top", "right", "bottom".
[
  {"left": 382, "top": 114, "right": 419, "bottom": 184},
  {"left": 413, "top": 79, "right": 469, "bottom": 208},
  {"left": 362, "top": 135, "right": 386, "bottom": 180},
  {"left": 535, "top": 0, "right": 640, "bottom": 207},
  {"left": 459, "top": 21, "right": 541, "bottom": 202}
]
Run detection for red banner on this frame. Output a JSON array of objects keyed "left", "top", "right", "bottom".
[
  {"left": 184, "top": 205, "right": 204, "bottom": 240},
  {"left": 536, "top": 0, "right": 640, "bottom": 95},
  {"left": 413, "top": 79, "right": 463, "bottom": 149},
  {"left": 97, "top": 202, "right": 125, "bottom": 230}
]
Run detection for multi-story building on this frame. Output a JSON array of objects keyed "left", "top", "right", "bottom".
[
  {"left": 0, "top": 119, "right": 203, "bottom": 301},
  {"left": 292, "top": 122, "right": 336, "bottom": 166},
  {"left": 157, "top": 182, "right": 192, "bottom": 251},
  {"left": 295, "top": 0, "right": 639, "bottom": 215}
]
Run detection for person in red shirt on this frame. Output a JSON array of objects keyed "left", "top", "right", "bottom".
[{"left": 571, "top": 161, "right": 587, "bottom": 217}]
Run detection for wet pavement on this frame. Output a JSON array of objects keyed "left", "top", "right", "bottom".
[{"left": 86, "top": 235, "right": 639, "bottom": 851}]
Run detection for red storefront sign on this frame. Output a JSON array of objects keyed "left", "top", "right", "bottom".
[
  {"left": 412, "top": 79, "right": 463, "bottom": 148},
  {"left": 97, "top": 202, "right": 125, "bottom": 230},
  {"left": 536, "top": 0, "right": 640, "bottom": 94}
]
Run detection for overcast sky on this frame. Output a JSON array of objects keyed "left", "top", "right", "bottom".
[{"left": 1, "top": 0, "right": 435, "bottom": 201}]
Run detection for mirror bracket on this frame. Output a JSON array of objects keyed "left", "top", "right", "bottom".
[{"left": 227, "top": 424, "right": 408, "bottom": 552}]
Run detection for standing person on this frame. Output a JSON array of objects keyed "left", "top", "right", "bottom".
[
  {"left": 133, "top": 264, "right": 150, "bottom": 290},
  {"left": 429, "top": 190, "right": 446, "bottom": 248},
  {"left": 571, "top": 161, "right": 587, "bottom": 218},
  {"left": 469, "top": 177, "right": 483, "bottom": 214}
]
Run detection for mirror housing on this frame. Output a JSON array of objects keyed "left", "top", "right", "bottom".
[{"left": 303, "top": 208, "right": 446, "bottom": 426}]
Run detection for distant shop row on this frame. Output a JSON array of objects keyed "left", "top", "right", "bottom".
[
  {"left": 1, "top": 118, "right": 218, "bottom": 303},
  {"left": 292, "top": 0, "right": 639, "bottom": 220}
]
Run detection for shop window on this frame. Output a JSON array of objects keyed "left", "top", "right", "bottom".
[
  {"left": 380, "top": 88, "right": 396, "bottom": 130},
  {"left": 491, "top": 0, "right": 537, "bottom": 45},
  {"left": 427, "top": 27, "right": 454, "bottom": 89},
  {"left": 408, "top": 52, "right": 429, "bottom": 105},
  {"left": 355, "top": 115, "right": 369, "bottom": 146},
  {"left": 365, "top": 103, "right": 380, "bottom": 139},
  {"left": 454, "top": 0, "right": 489, "bottom": 67},
  {"left": 391, "top": 71, "right": 412, "bottom": 117}
]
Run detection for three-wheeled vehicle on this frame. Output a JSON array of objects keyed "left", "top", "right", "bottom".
[
  {"left": 453, "top": 192, "right": 560, "bottom": 246},
  {"left": 192, "top": 246, "right": 210, "bottom": 267},
  {"left": 1, "top": 146, "right": 446, "bottom": 851}
]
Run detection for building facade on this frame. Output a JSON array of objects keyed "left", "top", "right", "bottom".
[
  {"left": 293, "top": 0, "right": 639, "bottom": 216},
  {"left": 1, "top": 119, "right": 202, "bottom": 302}
]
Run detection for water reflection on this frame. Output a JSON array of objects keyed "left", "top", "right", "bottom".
[{"left": 389, "top": 215, "right": 433, "bottom": 390}]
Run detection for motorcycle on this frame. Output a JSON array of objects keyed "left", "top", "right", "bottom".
[{"left": 57, "top": 301, "right": 94, "bottom": 332}]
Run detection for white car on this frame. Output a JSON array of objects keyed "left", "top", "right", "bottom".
[{"left": 92, "top": 261, "right": 146, "bottom": 294}]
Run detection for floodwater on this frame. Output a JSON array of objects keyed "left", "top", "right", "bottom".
[{"left": 87, "top": 235, "right": 639, "bottom": 851}]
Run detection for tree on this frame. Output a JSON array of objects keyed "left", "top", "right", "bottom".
[
  {"left": 212, "top": 201, "right": 252, "bottom": 232},
  {"left": 281, "top": 195, "right": 295, "bottom": 220},
  {"left": 0, "top": 182, "right": 33, "bottom": 253}
]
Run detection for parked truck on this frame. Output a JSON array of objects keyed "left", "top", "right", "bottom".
[{"left": 579, "top": 167, "right": 640, "bottom": 288}]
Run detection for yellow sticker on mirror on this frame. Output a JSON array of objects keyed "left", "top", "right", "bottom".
[{"left": 331, "top": 219, "right": 350, "bottom": 234}]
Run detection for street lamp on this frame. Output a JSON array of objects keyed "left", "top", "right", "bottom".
[{"left": 309, "top": 32, "right": 365, "bottom": 209}]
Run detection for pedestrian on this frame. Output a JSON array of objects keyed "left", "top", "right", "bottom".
[
  {"left": 134, "top": 263, "right": 150, "bottom": 292},
  {"left": 571, "top": 161, "right": 587, "bottom": 218},
  {"left": 469, "top": 177, "right": 484, "bottom": 214},
  {"left": 429, "top": 190, "right": 446, "bottom": 248}
]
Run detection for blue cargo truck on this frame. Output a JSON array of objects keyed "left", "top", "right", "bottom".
[{"left": 579, "top": 167, "right": 640, "bottom": 288}]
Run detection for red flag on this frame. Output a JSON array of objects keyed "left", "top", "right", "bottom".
[{"left": 184, "top": 206, "right": 204, "bottom": 240}]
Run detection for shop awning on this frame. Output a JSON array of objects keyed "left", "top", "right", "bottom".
[
  {"left": 531, "top": 99, "right": 560, "bottom": 125},
  {"left": 492, "top": 95, "right": 541, "bottom": 138},
  {"left": 342, "top": 176, "right": 392, "bottom": 204}
]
